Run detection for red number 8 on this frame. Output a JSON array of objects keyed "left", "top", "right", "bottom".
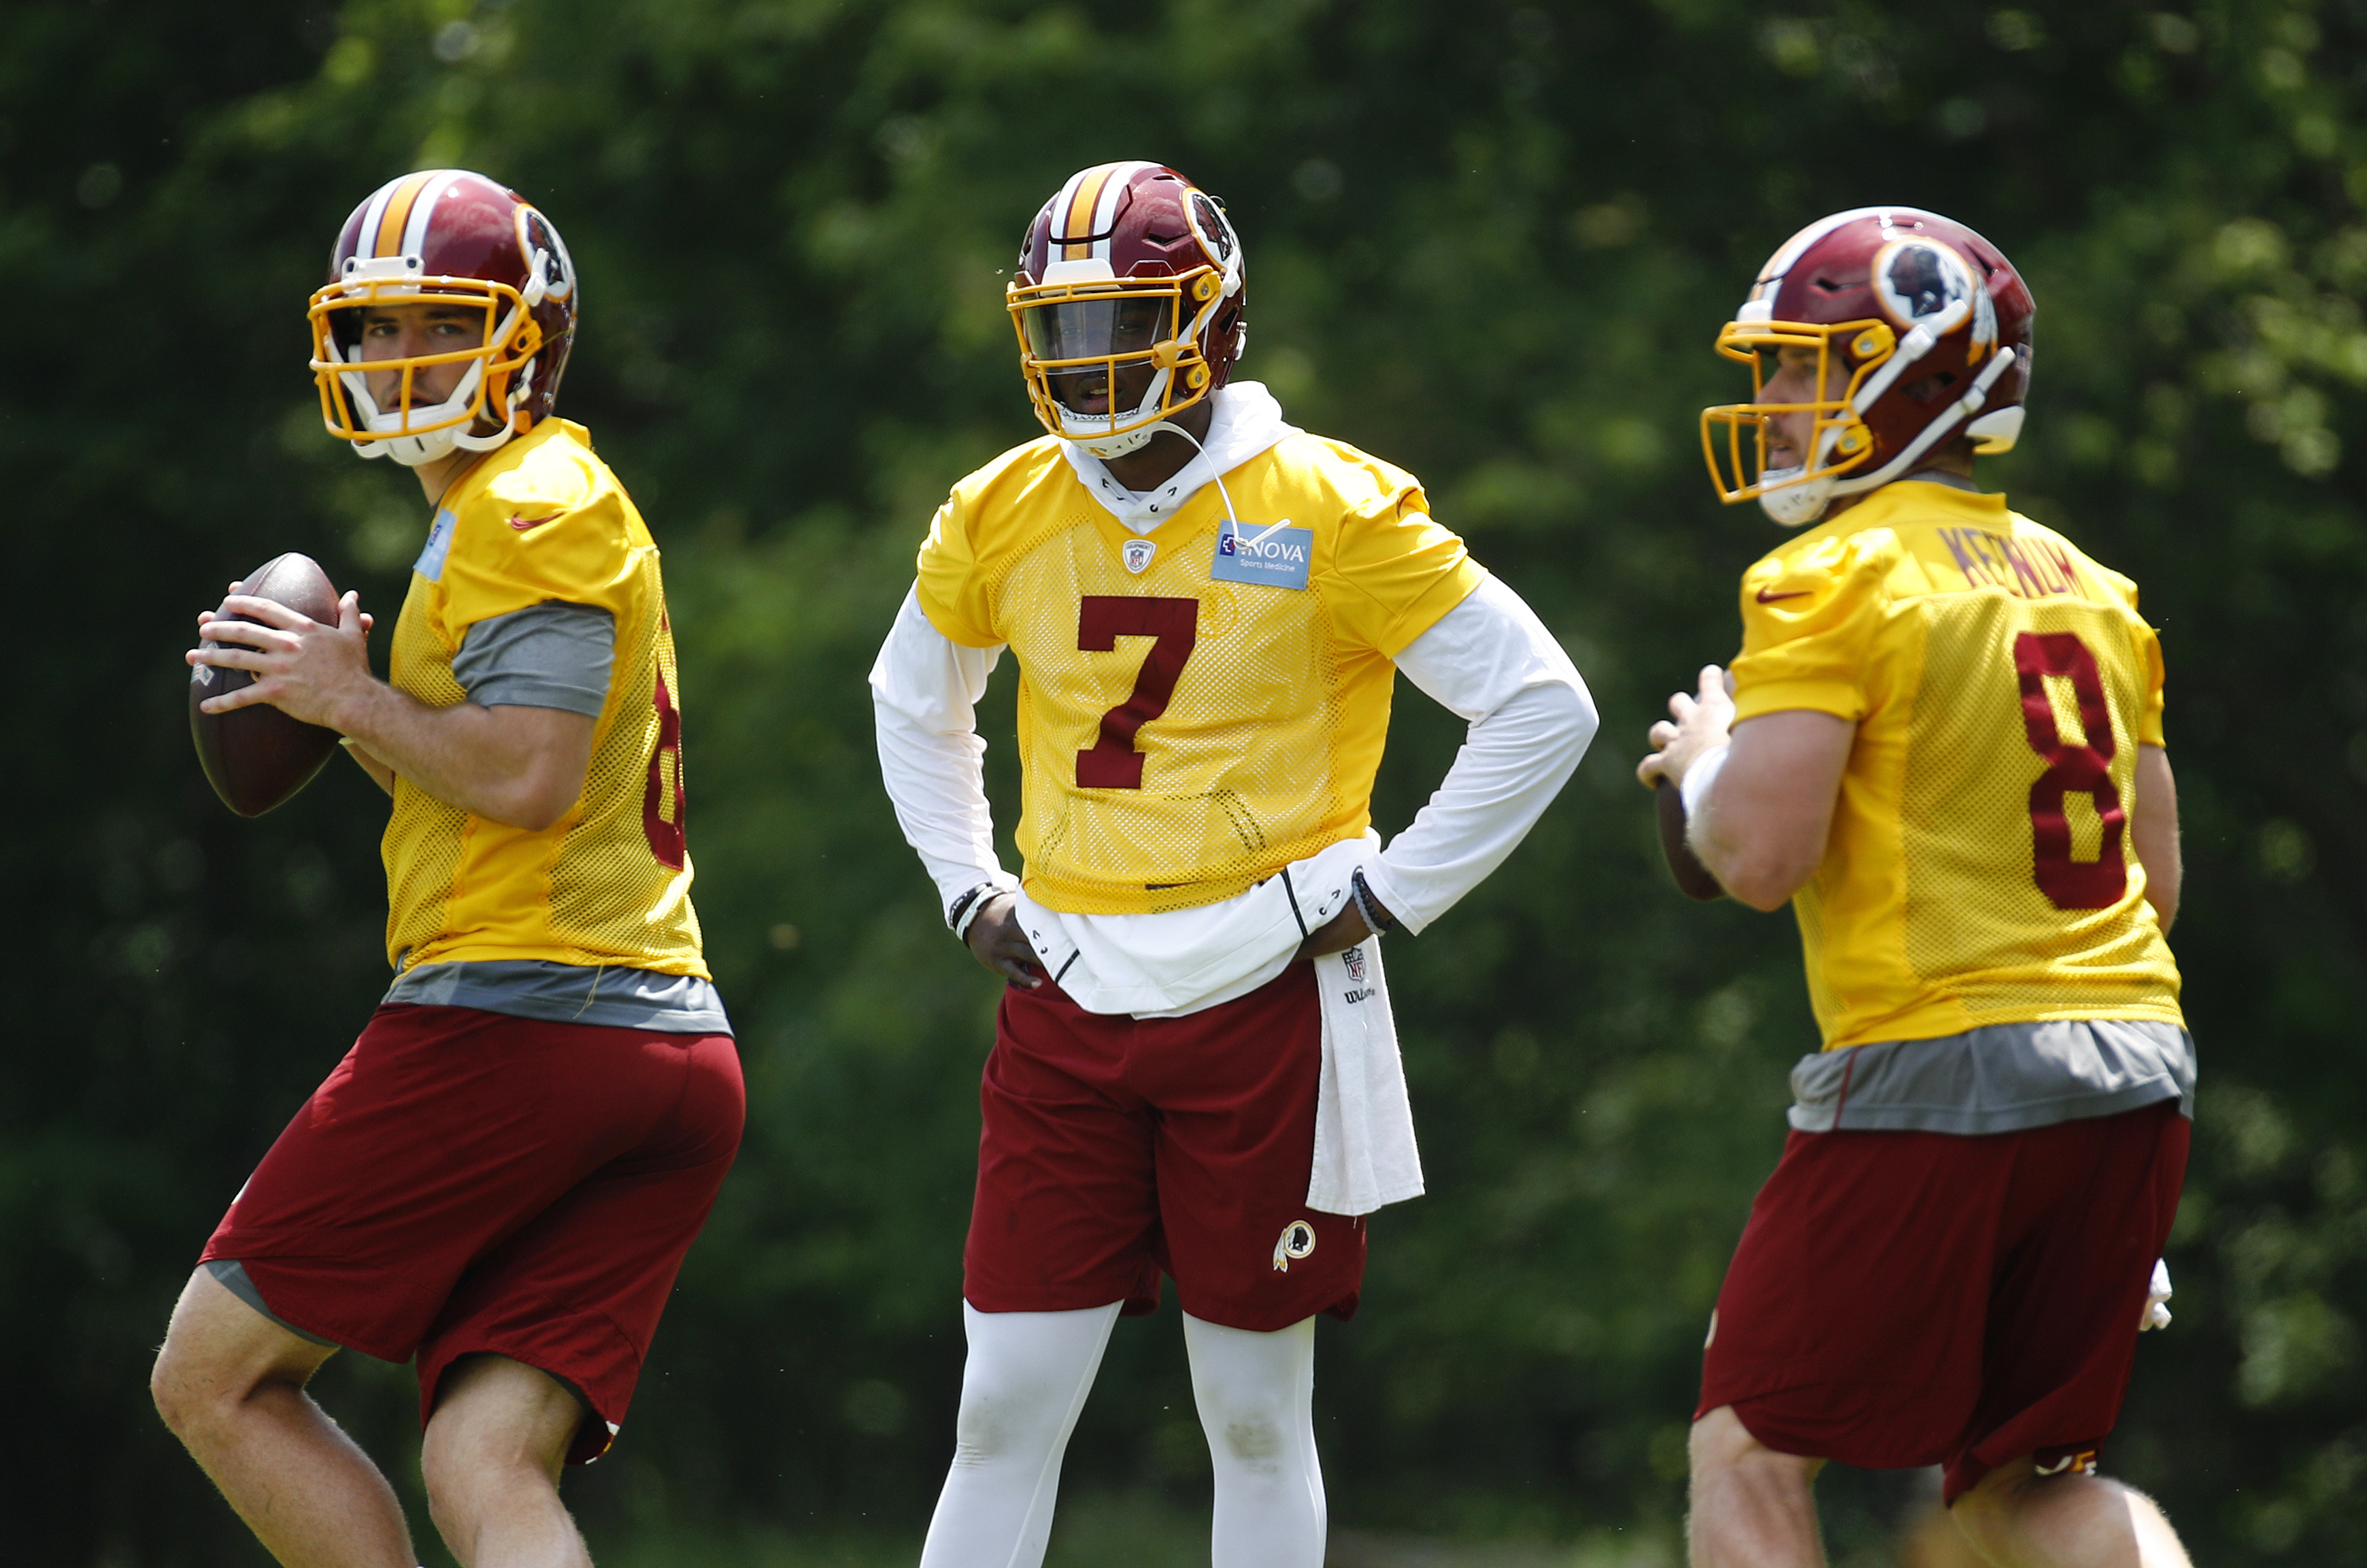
[
  {"left": 2013, "top": 631, "right": 2125, "bottom": 909},
  {"left": 642, "top": 666, "right": 686, "bottom": 869}
]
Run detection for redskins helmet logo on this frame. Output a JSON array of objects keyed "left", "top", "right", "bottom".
[
  {"left": 1870, "top": 237, "right": 1996, "bottom": 352},
  {"left": 1187, "top": 191, "right": 1239, "bottom": 267},
  {"left": 1271, "top": 1220, "right": 1318, "bottom": 1272}
]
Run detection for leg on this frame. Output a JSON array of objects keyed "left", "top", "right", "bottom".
[
  {"left": 422, "top": 1355, "right": 592, "bottom": 1568},
  {"left": 918, "top": 1301, "right": 1122, "bottom": 1568},
  {"left": 150, "top": 1267, "right": 416, "bottom": 1568},
  {"left": 1182, "top": 1313, "right": 1324, "bottom": 1568},
  {"left": 1687, "top": 1404, "right": 1826, "bottom": 1568},
  {"left": 1948, "top": 1454, "right": 2191, "bottom": 1568}
]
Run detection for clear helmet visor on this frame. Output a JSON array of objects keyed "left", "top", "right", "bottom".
[{"left": 1018, "top": 290, "right": 1179, "bottom": 411}]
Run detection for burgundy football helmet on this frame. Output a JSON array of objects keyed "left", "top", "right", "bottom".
[
  {"left": 1702, "top": 207, "right": 2034, "bottom": 526},
  {"left": 1007, "top": 161, "right": 1246, "bottom": 458},
  {"left": 309, "top": 169, "right": 577, "bottom": 466}
]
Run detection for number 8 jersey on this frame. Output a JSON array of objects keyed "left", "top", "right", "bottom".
[
  {"left": 1730, "top": 479, "right": 2181, "bottom": 1051},
  {"left": 915, "top": 432, "right": 1483, "bottom": 915},
  {"left": 381, "top": 417, "right": 707, "bottom": 981}
]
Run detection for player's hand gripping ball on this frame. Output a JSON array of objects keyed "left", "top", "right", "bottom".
[{"left": 189, "top": 553, "right": 345, "bottom": 817}]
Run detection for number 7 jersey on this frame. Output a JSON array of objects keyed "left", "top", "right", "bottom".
[
  {"left": 914, "top": 432, "right": 1482, "bottom": 915},
  {"left": 1730, "top": 480, "right": 2181, "bottom": 1051}
]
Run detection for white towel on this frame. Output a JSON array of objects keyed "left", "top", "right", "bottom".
[
  {"left": 1011, "top": 833, "right": 1425, "bottom": 1218},
  {"left": 1307, "top": 936, "right": 1424, "bottom": 1217}
]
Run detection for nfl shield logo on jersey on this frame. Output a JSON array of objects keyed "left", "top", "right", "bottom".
[
  {"left": 1122, "top": 539, "right": 1156, "bottom": 575},
  {"left": 1271, "top": 1219, "right": 1318, "bottom": 1272}
]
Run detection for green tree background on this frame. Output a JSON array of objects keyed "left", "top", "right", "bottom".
[{"left": 10, "top": 0, "right": 2364, "bottom": 1561}]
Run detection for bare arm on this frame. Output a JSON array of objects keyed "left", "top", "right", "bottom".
[
  {"left": 2131, "top": 743, "right": 2179, "bottom": 934},
  {"left": 1692, "top": 713, "right": 1854, "bottom": 910},
  {"left": 331, "top": 683, "right": 592, "bottom": 830},
  {"left": 1636, "top": 664, "right": 1853, "bottom": 912},
  {"left": 192, "top": 592, "right": 592, "bottom": 832}
]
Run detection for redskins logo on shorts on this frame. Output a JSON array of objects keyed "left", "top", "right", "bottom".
[
  {"left": 1271, "top": 1220, "right": 1317, "bottom": 1272},
  {"left": 2034, "top": 1448, "right": 2099, "bottom": 1479}
]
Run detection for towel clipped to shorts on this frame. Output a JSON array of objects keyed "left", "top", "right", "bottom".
[{"left": 1011, "top": 831, "right": 1425, "bottom": 1218}]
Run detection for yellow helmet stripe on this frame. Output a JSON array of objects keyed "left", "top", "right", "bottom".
[
  {"left": 1049, "top": 160, "right": 1161, "bottom": 264},
  {"left": 401, "top": 171, "right": 465, "bottom": 258},
  {"left": 1058, "top": 165, "right": 1115, "bottom": 261},
  {"left": 372, "top": 171, "right": 438, "bottom": 258},
  {"left": 1086, "top": 161, "right": 1152, "bottom": 260}
]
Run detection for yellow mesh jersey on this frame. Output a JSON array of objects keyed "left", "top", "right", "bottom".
[
  {"left": 382, "top": 418, "right": 707, "bottom": 977},
  {"left": 1730, "top": 481, "right": 2181, "bottom": 1050},
  {"left": 916, "top": 433, "right": 1483, "bottom": 914}
]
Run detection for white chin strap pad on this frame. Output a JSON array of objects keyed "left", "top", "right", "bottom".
[
  {"left": 363, "top": 428, "right": 460, "bottom": 467},
  {"left": 1757, "top": 466, "right": 1836, "bottom": 528},
  {"left": 1073, "top": 424, "right": 1158, "bottom": 460}
]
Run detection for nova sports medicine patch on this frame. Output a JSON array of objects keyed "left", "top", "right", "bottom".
[{"left": 1211, "top": 517, "right": 1313, "bottom": 590}]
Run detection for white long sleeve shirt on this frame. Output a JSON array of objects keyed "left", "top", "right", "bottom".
[{"left": 871, "top": 570, "right": 1596, "bottom": 1014}]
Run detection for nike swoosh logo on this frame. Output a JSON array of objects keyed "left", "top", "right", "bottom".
[
  {"left": 507, "top": 513, "right": 563, "bottom": 532},
  {"left": 1756, "top": 587, "right": 1813, "bottom": 603}
]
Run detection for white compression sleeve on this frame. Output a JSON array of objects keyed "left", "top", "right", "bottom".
[
  {"left": 1370, "top": 575, "right": 1598, "bottom": 933},
  {"left": 918, "top": 1302, "right": 1120, "bottom": 1568},
  {"left": 1183, "top": 1313, "right": 1324, "bottom": 1568},
  {"left": 869, "top": 586, "right": 1017, "bottom": 916}
]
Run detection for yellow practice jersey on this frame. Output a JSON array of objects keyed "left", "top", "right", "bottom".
[
  {"left": 1730, "top": 481, "right": 2182, "bottom": 1049},
  {"left": 382, "top": 418, "right": 707, "bottom": 978},
  {"left": 916, "top": 433, "right": 1483, "bottom": 914}
]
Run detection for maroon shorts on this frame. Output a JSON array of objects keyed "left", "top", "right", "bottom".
[
  {"left": 964, "top": 962, "right": 1365, "bottom": 1331},
  {"left": 200, "top": 1004, "right": 743, "bottom": 1465},
  {"left": 1698, "top": 1099, "right": 2188, "bottom": 1503}
]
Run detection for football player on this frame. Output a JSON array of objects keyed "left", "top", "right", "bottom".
[
  {"left": 871, "top": 160, "right": 1598, "bottom": 1567},
  {"left": 156, "top": 170, "right": 742, "bottom": 1567},
  {"left": 1638, "top": 209, "right": 2194, "bottom": 1567}
]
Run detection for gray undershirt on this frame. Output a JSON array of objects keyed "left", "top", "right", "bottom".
[
  {"left": 1787, "top": 1019, "right": 2194, "bottom": 1136},
  {"left": 384, "top": 958, "right": 731, "bottom": 1035},
  {"left": 451, "top": 600, "right": 616, "bottom": 717},
  {"left": 384, "top": 601, "right": 730, "bottom": 1037}
]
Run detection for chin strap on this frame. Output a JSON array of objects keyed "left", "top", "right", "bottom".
[
  {"left": 1828, "top": 341, "right": 2024, "bottom": 500},
  {"left": 1759, "top": 341, "right": 2026, "bottom": 526}
]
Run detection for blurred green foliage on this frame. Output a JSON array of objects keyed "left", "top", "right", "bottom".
[{"left": 10, "top": 0, "right": 2367, "bottom": 1561}]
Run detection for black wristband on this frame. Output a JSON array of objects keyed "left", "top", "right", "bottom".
[
  {"left": 946, "top": 881, "right": 997, "bottom": 936},
  {"left": 1350, "top": 868, "right": 1398, "bottom": 935}
]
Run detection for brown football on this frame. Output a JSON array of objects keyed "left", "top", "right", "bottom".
[
  {"left": 190, "top": 553, "right": 343, "bottom": 817},
  {"left": 1655, "top": 777, "right": 1726, "bottom": 902}
]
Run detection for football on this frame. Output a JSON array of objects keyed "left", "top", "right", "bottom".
[
  {"left": 190, "top": 552, "right": 344, "bottom": 817},
  {"left": 1655, "top": 778, "right": 1726, "bottom": 902}
]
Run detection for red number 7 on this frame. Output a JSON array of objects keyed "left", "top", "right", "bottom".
[{"left": 1075, "top": 596, "right": 1198, "bottom": 789}]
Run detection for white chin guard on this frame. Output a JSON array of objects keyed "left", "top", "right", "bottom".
[
  {"left": 1069, "top": 422, "right": 1160, "bottom": 460},
  {"left": 360, "top": 426, "right": 462, "bottom": 467},
  {"left": 1756, "top": 465, "right": 1836, "bottom": 528}
]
